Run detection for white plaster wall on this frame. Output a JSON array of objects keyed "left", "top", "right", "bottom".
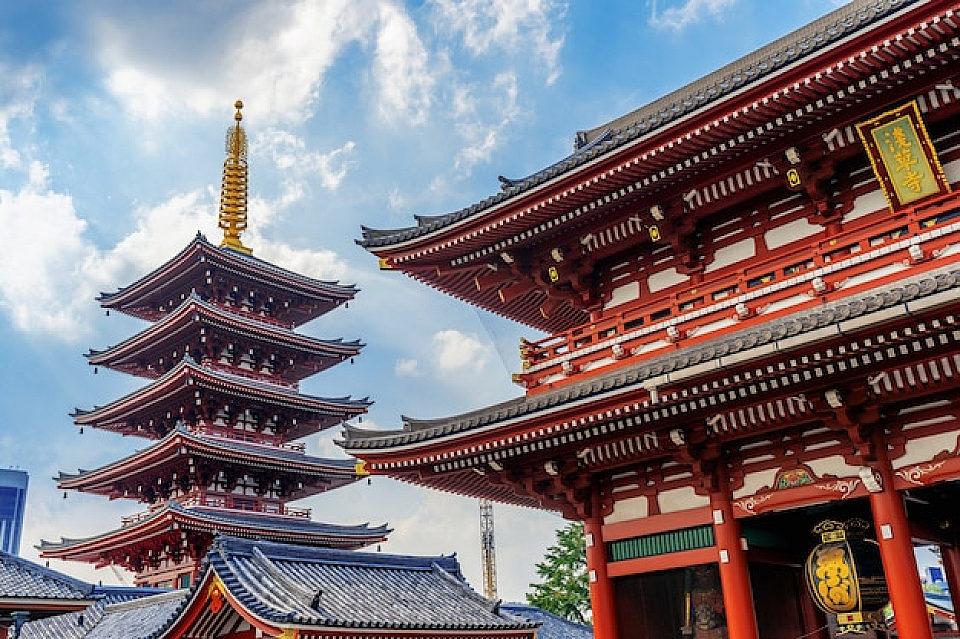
[
  {"left": 704, "top": 238, "right": 756, "bottom": 274},
  {"left": 764, "top": 218, "right": 821, "bottom": 250},
  {"left": 733, "top": 468, "right": 779, "bottom": 499},
  {"left": 806, "top": 455, "right": 859, "bottom": 478},
  {"left": 605, "top": 495, "right": 648, "bottom": 524},
  {"left": 657, "top": 486, "right": 710, "bottom": 513},
  {"left": 892, "top": 432, "right": 960, "bottom": 470},
  {"left": 604, "top": 280, "right": 640, "bottom": 309},
  {"left": 844, "top": 189, "right": 887, "bottom": 222},
  {"left": 647, "top": 267, "right": 688, "bottom": 293}
]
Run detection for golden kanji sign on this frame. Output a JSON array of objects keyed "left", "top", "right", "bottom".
[{"left": 856, "top": 100, "right": 950, "bottom": 210}]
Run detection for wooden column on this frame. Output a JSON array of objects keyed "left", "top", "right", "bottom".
[
  {"left": 710, "top": 488, "right": 760, "bottom": 639},
  {"left": 867, "top": 428, "right": 932, "bottom": 639},
  {"left": 584, "top": 516, "right": 618, "bottom": 639}
]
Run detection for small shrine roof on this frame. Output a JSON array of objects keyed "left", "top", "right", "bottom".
[
  {"left": 340, "top": 262, "right": 960, "bottom": 452},
  {"left": 20, "top": 590, "right": 184, "bottom": 639},
  {"left": 0, "top": 550, "right": 92, "bottom": 602},
  {"left": 73, "top": 357, "right": 370, "bottom": 430},
  {"left": 57, "top": 423, "right": 360, "bottom": 491},
  {"left": 358, "top": 0, "right": 913, "bottom": 250},
  {"left": 26, "top": 537, "right": 544, "bottom": 639},
  {"left": 98, "top": 233, "right": 357, "bottom": 320},
  {"left": 501, "top": 604, "right": 593, "bottom": 639},
  {"left": 195, "top": 535, "right": 535, "bottom": 632},
  {"left": 87, "top": 293, "right": 362, "bottom": 373},
  {"left": 38, "top": 501, "right": 390, "bottom": 557}
]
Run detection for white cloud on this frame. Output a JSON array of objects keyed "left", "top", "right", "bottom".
[
  {"left": 94, "top": 0, "right": 376, "bottom": 124},
  {"left": 0, "top": 63, "right": 42, "bottom": 169},
  {"left": 254, "top": 129, "right": 358, "bottom": 191},
  {"left": 372, "top": 3, "right": 435, "bottom": 126},
  {"left": 429, "top": 0, "right": 565, "bottom": 85},
  {"left": 649, "top": 0, "right": 738, "bottom": 31},
  {"left": 0, "top": 163, "right": 100, "bottom": 337},
  {"left": 453, "top": 72, "right": 519, "bottom": 175},
  {"left": 432, "top": 329, "right": 490, "bottom": 372},
  {"left": 395, "top": 358, "right": 421, "bottom": 376}
]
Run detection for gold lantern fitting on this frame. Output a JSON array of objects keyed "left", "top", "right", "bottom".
[{"left": 804, "top": 518, "right": 889, "bottom": 635}]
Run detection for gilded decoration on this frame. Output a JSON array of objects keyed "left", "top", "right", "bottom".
[
  {"left": 774, "top": 466, "right": 816, "bottom": 489},
  {"left": 855, "top": 100, "right": 950, "bottom": 211},
  {"left": 896, "top": 461, "right": 946, "bottom": 486},
  {"left": 219, "top": 100, "right": 253, "bottom": 255}
]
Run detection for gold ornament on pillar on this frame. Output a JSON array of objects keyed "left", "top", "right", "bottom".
[{"left": 219, "top": 100, "right": 252, "bottom": 255}]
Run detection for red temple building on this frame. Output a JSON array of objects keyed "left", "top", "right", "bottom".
[
  {"left": 40, "top": 102, "right": 388, "bottom": 589},
  {"left": 343, "top": 1, "right": 960, "bottom": 637}
]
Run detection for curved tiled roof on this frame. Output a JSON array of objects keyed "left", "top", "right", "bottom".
[
  {"left": 38, "top": 501, "right": 390, "bottom": 555},
  {"left": 341, "top": 262, "right": 960, "bottom": 451},
  {"left": 501, "top": 603, "right": 593, "bottom": 639},
  {"left": 73, "top": 356, "right": 371, "bottom": 427},
  {"left": 201, "top": 535, "right": 536, "bottom": 631},
  {"left": 100, "top": 233, "right": 358, "bottom": 304},
  {"left": 19, "top": 590, "right": 184, "bottom": 639},
  {"left": 87, "top": 293, "right": 363, "bottom": 373},
  {"left": 0, "top": 550, "right": 92, "bottom": 601},
  {"left": 57, "top": 423, "right": 359, "bottom": 489},
  {"left": 358, "top": 0, "right": 915, "bottom": 249}
]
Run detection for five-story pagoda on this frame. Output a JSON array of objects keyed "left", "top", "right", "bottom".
[{"left": 40, "top": 102, "right": 388, "bottom": 588}]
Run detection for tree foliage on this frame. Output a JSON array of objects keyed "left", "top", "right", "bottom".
[{"left": 526, "top": 521, "right": 591, "bottom": 624}]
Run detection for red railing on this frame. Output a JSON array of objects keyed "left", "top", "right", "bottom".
[{"left": 517, "top": 190, "right": 960, "bottom": 391}]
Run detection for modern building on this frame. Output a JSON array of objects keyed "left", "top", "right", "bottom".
[
  {"left": 0, "top": 471, "right": 27, "bottom": 556},
  {"left": 344, "top": 1, "right": 960, "bottom": 638},
  {"left": 39, "top": 102, "right": 388, "bottom": 588}
]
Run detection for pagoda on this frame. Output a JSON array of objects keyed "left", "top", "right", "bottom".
[
  {"left": 344, "top": 1, "right": 960, "bottom": 638},
  {"left": 40, "top": 101, "right": 388, "bottom": 588}
]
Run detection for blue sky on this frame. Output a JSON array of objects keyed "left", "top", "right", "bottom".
[{"left": 0, "top": 0, "right": 848, "bottom": 601}]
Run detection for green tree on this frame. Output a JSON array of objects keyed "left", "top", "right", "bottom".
[{"left": 526, "top": 521, "right": 591, "bottom": 624}]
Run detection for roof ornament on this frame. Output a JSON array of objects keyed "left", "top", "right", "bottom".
[{"left": 219, "top": 100, "right": 252, "bottom": 254}]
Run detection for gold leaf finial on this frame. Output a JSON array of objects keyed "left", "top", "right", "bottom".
[{"left": 219, "top": 100, "right": 252, "bottom": 254}]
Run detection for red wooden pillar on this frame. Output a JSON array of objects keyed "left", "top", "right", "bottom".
[
  {"left": 940, "top": 541, "right": 960, "bottom": 624},
  {"left": 584, "top": 517, "right": 618, "bottom": 639},
  {"left": 710, "top": 490, "right": 760, "bottom": 639},
  {"left": 867, "top": 429, "right": 932, "bottom": 639}
]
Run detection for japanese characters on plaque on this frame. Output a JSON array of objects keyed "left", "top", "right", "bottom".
[{"left": 856, "top": 100, "right": 950, "bottom": 211}]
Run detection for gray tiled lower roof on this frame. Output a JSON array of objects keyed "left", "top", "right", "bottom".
[
  {"left": 19, "top": 590, "right": 186, "bottom": 639},
  {"left": 0, "top": 550, "right": 91, "bottom": 600},
  {"left": 340, "top": 262, "right": 960, "bottom": 451},
  {"left": 501, "top": 604, "right": 593, "bottom": 639},
  {"left": 358, "top": 0, "right": 915, "bottom": 249},
  {"left": 205, "top": 535, "right": 536, "bottom": 630}
]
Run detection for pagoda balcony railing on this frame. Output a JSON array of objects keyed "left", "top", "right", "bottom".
[
  {"left": 517, "top": 190, "right": 960, "bottom": 391},
  {"left": 190, "top": 425, "right": 307, "bottom": 453},
  {"left": 213, "top": 298, "right": 291, "bottom": 329},
  {"left": 180, "top": 494, "right": 312, "bottom": 518},
  {"left": 203, "top": 360, "right": 299, "bottom": 390}
]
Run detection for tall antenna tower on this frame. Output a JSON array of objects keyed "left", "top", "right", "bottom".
[{"left": 480, "top": 499, "right": 498, "bottom": 600}]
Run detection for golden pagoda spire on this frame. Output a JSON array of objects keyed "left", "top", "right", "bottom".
[{"left": 218, "top": 100, "right": 252, "bottom": 254}]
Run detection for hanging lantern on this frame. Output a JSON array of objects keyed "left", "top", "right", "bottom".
[{"left": 804, "top": 518, "right": 889, "bottom": 634}]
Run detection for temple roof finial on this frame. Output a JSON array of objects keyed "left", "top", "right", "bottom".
[{"left": 219, "top": 99, "right": 252, "bottom": 254}]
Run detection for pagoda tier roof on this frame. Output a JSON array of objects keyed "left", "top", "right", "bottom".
[
  {"left": 356, "top": 0, "right": 956, "bottom": 333},
  {"left": 37, "top": 501, "right": 390, "bottom": 565},
  {"left": 72, "top": 357, "right": 370, "bottom": 439},
  {"left": 340, "top": 263, "right": 960, "bottom": 507},
  {"left": 86, "top": 293, "right": 362, "bottom": 380},
  {"left": 98, "top": 233, "right": 357, "bottom": 324},
  {"left": 56, "top": 423, "right": 360, "bottom": 499}
]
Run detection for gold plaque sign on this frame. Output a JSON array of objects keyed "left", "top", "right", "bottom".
[{"left": 856, "top": 100, "right": 950, "bottom": 211}]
